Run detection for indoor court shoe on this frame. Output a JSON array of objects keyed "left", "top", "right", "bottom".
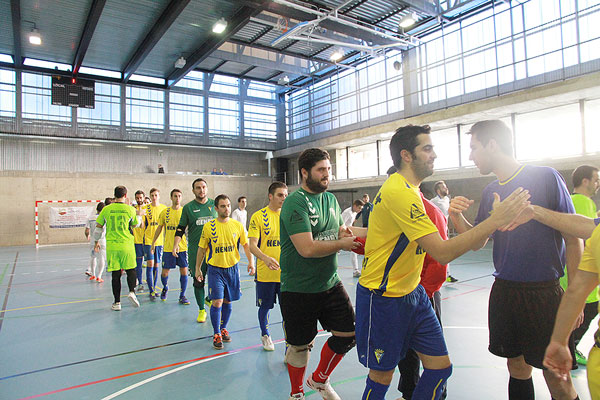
[
  {"left": 96, "top": 277, "right": 104, "bottom": 283},
  {"left": 128, "top": 292, "right": 140, "bottom": 308},
  {"left": 85, "top": 269, "right": 92, "bottom": 276},
  {"left": 446, "top": 275, "right": 458, "bottom": 283},
  {"left": 149, "top": 291, "right": 156, "bottom": 299},
  {"left": 213, "top": 334, "right": 223, "bottom": 350},
  {"left": 306, "top": 375, "right": 341, "bottom": 400},
  {"left": 160, "top": 288, "right": 167, "bottom": 301},
  {"left": 576, "top": 349, "right": 587, "bottom": 365},
  {"left": 353, "top": 270, "right": 361, "bottom": 278},
  {"left": 111, "top": 302, "right": 121, "bottom": 311},
  {"left": 261, "top": 334, "right": 275, "bottom": 351},
  {"left": 288, "top": 394, "right": 305, "bottom": 400},
  {"left": 221, "top": 328, "right": 231, "bottom": 342},
  {"left": 89, "top": 276, "right": 96, "bottom": 281},
  {"left": 204, "top": 296, "right": 212, "bottom": 307},
  {"left": 179, "top": 296, "right": 190, "bottom": 305},
  {"left": 197, "top": 309, "right": 207, "bottom": 323},
  {"left": 136, "top": 284, "right": 144, "bottom": 292}
]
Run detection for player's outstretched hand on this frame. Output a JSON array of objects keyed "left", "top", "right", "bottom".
[
  {"left": 339, "top": 225, "right": 353, "bottom": 238},
  {"left": 498, "top": 205, "right": 534, "bottom": 232},
  {"left": 449, "top": 196, "right": 474, "bottom": 216},
  {"left": 543, "top": 341, "right": 572, "bottom": 381},
  {"left": 264, "top": 256, "right": 280, "bottom": 270},
  {"left": 339, "top": 235, "right": 358, "bottom": 251},
  {"left": 490, "top": 188, "right": 531, "bottom": 227}
]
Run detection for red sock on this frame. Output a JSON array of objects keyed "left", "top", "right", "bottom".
[
  {"left": 287, "top": 364, "right": 306, "bottom": 395},
  {"left": 312, "top": 341, "right": 345, "bottom": 383}
]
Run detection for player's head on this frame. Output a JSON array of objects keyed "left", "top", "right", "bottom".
[
  {"left": 352, "top": 199, "right": 365, "bottom": 213},
  {"left": 96, "top": 202, "right": 105, "bottom": 214},
  {"left": 572, "top": 165, "right": 599, "bottom": 196},
  {"left": 134, "top": 190, "right": 145, "bottom": 206},
  {"left": 468, "top": 120, "right": 514, "bottom": 175},
  {"left": 215, "top": 194, "right": 231, "bottom": 218},
  {"left": 237, "top": 196, "right": 247, "bottom": 210},
  {"left": 434, "top": 180, "right": 449, "bottom": 197},
  {"left": 390, "top": 124, "right": 435, "bottom": 180},
  {"left": 298, "top": 148, "right": 331, "bottom": 194},
  {"left": 105, "top": 197, "right": 114, "bottom": 205},
  {"left": 144, "top": 196, "right": 150, "bottom": 205},
  {"left": 114, "top": 186, "right": 127, "bottom": 200},
  {"left": 362, "top": 193, "right": 370, "bottom": 202},
  {"left": 192, "top": 178, "right": 208, "bottom": 201},
  {"left": 268, "top": 181, "right": 288, "bottom": 209},
  {"left": 149, "top": 188, "right": 160, "bottom": 204},
  {"left": 170, "top": 189, "right": 182, "bottom": 207}
]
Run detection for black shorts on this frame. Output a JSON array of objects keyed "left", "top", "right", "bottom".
[
  {"left": 280, "top": 282, "right": 355, "bottom": 346},
  {"left": 488, "top": 278, "right": 576, "bottom": 370}
]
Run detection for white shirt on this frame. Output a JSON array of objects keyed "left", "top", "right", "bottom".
[
  {"left": 431, "top": 195, "right": 450, "bottom": 218},
  {"left": 231, "top": 208, "right": 248, "bottom": 230},
  {"left": 341, "top": 206, "right": 357, "bottom": 228},
  {"left": 87, "top": 213, "right": 106, "bottom": 245}
]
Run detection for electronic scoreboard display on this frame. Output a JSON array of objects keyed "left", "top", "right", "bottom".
[{"left": 51, "top": 76, "right": 95, "bottom": 108}]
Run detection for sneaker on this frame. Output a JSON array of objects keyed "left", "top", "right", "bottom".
[
  {"left": 221, "top": 328, "right": 231, "bottom": 342},
  {"left": 149, "top": 291, "right": 156, "bottom": 299},
  {"left": 204, "top": 296, "right": 212, "bottom": 307},
  {"left": 160, "top": 288, "right": 167, "bottom": 302},
  {"left": 179, "top": 296, "right": 190, "bottom": 305},
  {"left": 128, "top": 292, "right": 140, "bottom": 308},
  {"left": 197, "top": 309, "right": 207, "bottom": 323},
  {"left": 153, "top": 291, "right": 161, "bottom": 298},
  {"left": 85, "top": 269, "right": 92, "bottom": 276},
  {"left": 111, "top": 302, "right": 121, "bottom": 311},
  {"left": 261, "top": 334, "right": 275, "bottom": 351},
  {"left": 353, "top": 270, "right": 361, "bottom": 278},
  {"left": 96, "top": 278, "right": 104, "bottom": 283},
  {"left": 89, "top": 276, "right": 96, "bottom": 281},
  {"left": 136, "top": 284, "right": 144, "bottom": 292},
  {"left": 576, "top": 349, "right": 587, "bottom": 365},
  {"left": 446, "top": 275, "right": 458, "bottom": 283},
  {"left": 288, "top": 394, "right": 305, "bottom": 400},
  {"left": 213, "top": 333, "right": 223, "bottom": 350},
  {"left": 306, "top": 375, "right": 341, "bottom": 400}
]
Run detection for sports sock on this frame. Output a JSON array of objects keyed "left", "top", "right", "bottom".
[
  {"left": 413, "top": 366, "right": 452, "bottom": 400},
  {"left": 90, "top": 257, "right": 97, "bottom": 277},
  {"left": 160, "top": 275, "right": 168, "bottom": 291},
  {"left": 146, "top": 265, "right": 154, "bottom": 292},
  {"left": 220, "top": 302, "right": 232, "bottom": 330},
  {"left": 362, "top": 376, "right": 389, "bottom": 400},
  {"left": 210, "top": 305, "right": 221, "bottom": 335},
  {"left": 111, "top": 270, "right": 121, "bottom": 303},
  {"left": 194, "top": 286, "right": 204, "bottom": 309},
  {"left": 509, "top": 376, "right": 534, "bottom": 400},
  {"left": 312, "top": 341, "right": 344, "bottom": 383},
  {"left": 180, "top": 275, "right": 188, "bottom": 297},
  {"left": 126, "top": 269, "right": 136, "bottom": 292},
  {"left": 287, "top": 363, "right": 306, "bottom": 395},
  {"left": 135, "top": 258, "right": 143, "bottom": 285},
  {"left": 152, "top": 266, "right": 158, "bottom": 288},
  {"left": 258, "top": 305, "right": 270, "bottom": 336}
]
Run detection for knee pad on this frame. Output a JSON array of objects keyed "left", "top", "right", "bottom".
[
  {"left": 286, "top": 341, "right": 314, "bottom": 368},
  {"left": 328, "top": 335, "right": 356, "bottom": 355}
]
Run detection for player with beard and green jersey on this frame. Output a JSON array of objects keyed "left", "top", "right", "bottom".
[{"left": 173, "top": 178, "right": 217, "bottom": 323}]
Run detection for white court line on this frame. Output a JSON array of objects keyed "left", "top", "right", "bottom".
[
  {"left": 100, "top": 353, "right": 232, "bottom": 400},
  {"left": 6, "top": 256, "right": 89, "bottom": 265}
]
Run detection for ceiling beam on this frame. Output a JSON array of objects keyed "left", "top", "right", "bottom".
[
  {"left": 167, "top": 3, "right": 266, "bottom": 87},
  {"left": 207, "top": 49, "right": 311, "bottom": 76},
  {"left": 211, "top": 60, "right": 228, "bottom": 72},
  {"left": 73, "top": 0, "right": 107, "bottom": 75},
  {"left": 10, "top": 0, "right": 22, "bottom": 68},
  {"left": 228, "top": 38, "right": 334, "bottom": 66},
  {"left": 240, "top": 66, "right": 256, "bottom": 76},
  {"left": 399, "top": 0, "right": 439, "bottom": 16},
  {"left": 123, "top": 0, "right": 191, "bottom": 83},
  {"left": 339, "top": 0, "right": 370, "bottom": 15}
]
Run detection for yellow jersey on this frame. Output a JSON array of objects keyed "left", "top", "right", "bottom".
[
  {"left": 359, "top": 172, "right": 438, "bottom": 297},
  {"left": 158, "top": 207, "right": 187, "bottom": 252},
  {"left": 577, "top": 224, "right": 600, "bottom": 334},
  {"left": 248, "top": 206, "right": 281, "bottom": 283},
  {"left": 144, "top": 203, "right": 167, "bottom": 246},
  {"left": 133, "top": 204, "right": 145, "bottom": 244},
  {"left": 199, "top": 218, "right": 248, "bottom": 268}
]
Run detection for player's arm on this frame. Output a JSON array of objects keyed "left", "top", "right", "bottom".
[
  {"left": 84, "top": 227, "right": 90, "bottom": 240},
  {"left": 532, "top": 206, "right": 597, "bottom": 239},
  {"left": 243, "top": 242, "right": 255, "bottom": 275},
  {"left": 249, "top": 237, "right": 279, "bottom": 270},
  {"left": 347, "top": 226, "right": 367, "bottom": 238},
  {"left": 448, "top": 196, "right": 476, "bottom": 234},
  {"left": 195, "top": 244, "right": 207, "bottom": 281},
  {"left": 544, "top": 269, "right": 599, "bottom": 378},
  {"left": 289, "top": 232, "right": 357, "bottom": 258},
  {"left": 151, "top": 225, "right": 164, "bottom": 254}
]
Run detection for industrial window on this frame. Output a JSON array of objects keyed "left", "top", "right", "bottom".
[
  {"left": 0, "top": 69, "right": 15, "bottom": 118},
  {"left": 126, "top": 86, "right": 164, "bottom": 129},
  {"left": 77, "top": 82, "right": 120, "bottom": 126},
  {"left": 169, "top": 92, "right": 203, "bottom": 133},
  {"left": 210, "top": 75, "right": 239, "bottom": 95},
  {"left": 208, "top": 97, "right": 239, "bottom": 136},
  {"left": 22, "top": 72, "right": 71, "bottom": 122},
  {"left": 244, "top": 103, "right": 276, "bottom": 139}
]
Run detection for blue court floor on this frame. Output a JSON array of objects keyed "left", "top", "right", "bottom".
[{"left": 0, "top": 244, "right": 594, "bottom": 399}]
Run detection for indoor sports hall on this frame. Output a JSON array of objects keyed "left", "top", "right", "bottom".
[{"left": 1, "top": 1, "right": 600, "bottom": 399}]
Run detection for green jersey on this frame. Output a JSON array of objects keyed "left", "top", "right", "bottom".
[
  {"left": 96, "top": 203, "right": 136, "bottom": 250},
  {"left": 560, "top": 193, "right": 599, "bottom": 303},
  {"left": 280, "top": 188, "right": 343, "bottom": 293},
  {"left": 178, "top": 198, "right": 217, "bottom": 247}
]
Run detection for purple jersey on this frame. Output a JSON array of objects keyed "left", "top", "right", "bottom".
[{"left": 475, "top": 165, "right": 575, "bottom": 282}]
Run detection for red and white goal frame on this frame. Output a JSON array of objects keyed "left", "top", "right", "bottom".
[{"left": 35, "top": 200, "right": 101, "bottom": 248}]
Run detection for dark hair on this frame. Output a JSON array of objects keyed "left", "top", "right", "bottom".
[
  {"left": 268, "top": 181, "right": 288, "bottom": 195},
  {"left": 215, "top": 194, "right": 230, "bottom": 207},
  {"left": 134, "top": 190, "right": 145, "bottom": 197},
  {"left": 114, "top": 186, "right": 127, "bottom": 199},
  {"left": 170, "top": 188, "right": 182, "bottom": 197},
  {"left": 434, "top": 180, "right": 446, "bottom": 194},
  {"left": 390, "top": 125, "right": 431, "bottom": 169},
  {"left": 237, "top": 196, "right": 247, "bottom": 203},
  {"left": 105, "top": 197, "right": 114, "bottom": 205},
  {"left": 386, "top": 166, "right": 396, "bottom": 176},
  {"left": 192, "top": 178, "right": 207, "bottom": 189},
  {"left": 96, "top": 202, "right": 105, "bottom": 213},
  {"left": 572, "top": 165, "right": 599, "bottom": 187},
  {"left": 298, "top": 148, "right": 330, "bottom": 176},
  {"left": 353, "top": 199, "right": 365, "bottom": 207},
  {"left": 468, "top": 120, "right": 513, "bottom": 156},
  {"left": 149, "top": 188, "right": 159, "bottom": 195}
]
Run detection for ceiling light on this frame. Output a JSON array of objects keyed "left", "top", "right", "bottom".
[
  {"left": 330, "top": 49, "right": 343, "bottom": 62},
  {"left": 277, "top": 76, "right": 290, "bottom": 85},
  {"left": 212, "top": 18, "right": 228, "bottom": 34},
  {"left": 29, "top": 28, "right": 41, "bottom": 45},
  {"left": 126, "top": 145, "right": 149, "bottom": 149},
  {"left": 399, "top": 12, "right": 418, "bottom": 29},
  {"left": 174, "top": 57, "right": 186, "bottom": 69}
]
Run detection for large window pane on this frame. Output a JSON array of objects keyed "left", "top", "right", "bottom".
[
  {"left": 210, "top": 75, "right": 239, "bottom": 95},
  {"left": 126, "top": 86, "right": 164, "bottom": 129},
  {"left": 0, "top": 69, "right": 16, "bottom": 117},
  {"left": 431, "top": 127, "right": 459, "bottom": 169},
  {"left": 209, "top": 97, "right": 239, "bottom": 136},
  {"left": 78, "top": 82, "right": 120, "bottom": 126},
  {"left": 378, "top": 140, "right": 394, "bottom": 175},
  {"left": 585, "top": 98, "right": 600, "bottom": 153},
  {"left": 348, "top": 143, "right": 378, "bottom": 178},
  {"left": 169, "top": 92, "right": 203, "bottom": 133},
  {"left": 244, "top": 103, "right": 276, "bottom": 139},
  {"left": 22, "top": 73, "right": 71, "bottom": 122}
]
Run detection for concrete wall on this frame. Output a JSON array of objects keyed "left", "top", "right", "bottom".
[{"left": 0, "top": 171, "right": 274, "bottom": 247}]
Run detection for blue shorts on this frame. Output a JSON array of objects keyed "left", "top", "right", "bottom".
[
  {"left": 143, "top": 245, "right": 163, "bottom": 264},
  {"left": 162, "top": 251, "right": 188, "bottom": 269},
  {"left": 355, "top": 283, "right": 447, "bottom": 371},
  {"left": 207, "top": 264, "right": 241, "bottom": 302},
  {"left": 255, "top": 281, "right": 280, "bottom": 309},
  {"left": 135, "top": 244, "right": 144, "bottom": 258}
]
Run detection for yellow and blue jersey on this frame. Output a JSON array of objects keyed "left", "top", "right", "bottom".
[
  {"left": 158, "top": 207, "right": 187, "bottom": 253},
  {"left": 359, "top": 172, "right": 438, "bottom": 297},
  {"left": 199, "top": 218, "right": 248, "bottom": 268},
  {"left": 133, "top": 204, "right": 145, "bottom": 244},
  {"left": 248, "top": 206, "right": 281, "bottom": 283},
  {"left": 144, "top": 203, "right": 167, "bottom": 246}
]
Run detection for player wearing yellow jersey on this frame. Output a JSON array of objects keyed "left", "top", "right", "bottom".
[
  {"left": 355, "top": 125, "right": 531, "bottom": 400},
  {"left": 143, "top": 188, "right": 167, "bottom": 298},
  {"left": 151, "top": 189, "right": 190, "bottom": 305},
  {"left": 196, "top": 194, "right": 255, "bottom": 350},
  {"left": 133, "top": 190, "right": 146, "bottom": 292},
  {"left": 248, "top": 182, "right": 288, "bottom": 351}
]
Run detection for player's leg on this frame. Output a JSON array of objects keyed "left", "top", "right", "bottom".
[
  {"left": 219, "top": 264, "right": 242, "bottom": 342},
  {"left": 257, "top": 282, "right": 278, "bottom": 351},
  {"left": 152, "top": 246, "right": 163, "bottom": 298},
  {"left": 143, "top": 245, "right": 155, "bottom": 296},
  {"left": 351, "top": 252, "right": 361, "bottom": 278},
  {"left": 177, "top": 252, "right": 190, "bottom": 305},
  {"left": 397, "top": 349, "right": 420, "bottom": 400},
  {"left": 134, "top": 244, "right": 144, "bottom": 291},
  {"left": 160, "top": 252, "right": 174, "bottom": 301},
  {"left": 572, "top": 301, "right": 598, "bottom": 365},
  {"left": 189, "top": 251, "right": 207, "bottom": 321},
  {"left": 89, "top": 251, "right": 97, "bottom": 280},
  {"left": 207, "top": 265, "right": 226, "bottom": 349},
  {"left": 111, "top": 270, "right": 121, "bottom": 310},
  {"left": 96, "top": 245, "right": 106, "bottom": 283}
]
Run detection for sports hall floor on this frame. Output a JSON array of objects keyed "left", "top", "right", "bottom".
[{"left": 0, "top": 244, "right": 594, "bottom": 400}]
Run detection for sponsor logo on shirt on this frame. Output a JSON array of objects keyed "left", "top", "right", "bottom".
[
  {"left": 215, "top": 245, "right": 235, "bottom": 253},
  {"left": 410, "top": 204, "right": 425, "bottom": 220},
  {"left": 314, "top": 228, "right": 337, "bottom": 241},
  {"left": 266, "top": 239, "right": 280, "bottom": 247}
]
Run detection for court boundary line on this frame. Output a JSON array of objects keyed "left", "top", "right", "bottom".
[{"left": 0, "top": 252, "right": 18, "bottom": 334}]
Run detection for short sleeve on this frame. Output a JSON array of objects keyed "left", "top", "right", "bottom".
[
  {"left": 158, "top": 209, "right": 167, "bottom": 226},
  {"left": 281, "top": 196, "right": 312, "bottom": 236},
  {"left": 178, "top": 206, "right": 189, "bottom": 228},
  {"left": 238, "top": 222, "right": 248, "bottom": 246},
  {"left": 548, "top": 169, "right": 575, "bottom": 214},
  {"left": 199, "top": 223, "right": 210, "bottom": 248},
  {"left": 248, "top": 212, "right": 260, "bottom": 239},
  {"left": 96, "top": 208, "right": 106, "bottom": 226},
  {"left": 386, "top": 186, "right": 438, "bottom": 242}
]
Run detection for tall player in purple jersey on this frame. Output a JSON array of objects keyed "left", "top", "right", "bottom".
[{"left": 449, "top": 120, "right": 583, "bottom": 400}]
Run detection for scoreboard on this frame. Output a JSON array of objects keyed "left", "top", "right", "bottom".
[{"left": 51, "top": 76, "right": 95, "bottom": 108}]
